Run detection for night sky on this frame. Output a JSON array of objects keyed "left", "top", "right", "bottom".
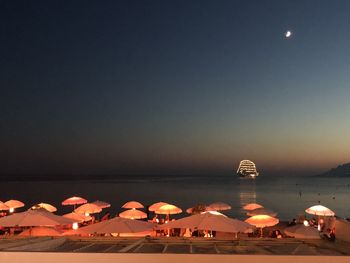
[{"left": 1, "top": 0, "right": 350, "bottom": 176}]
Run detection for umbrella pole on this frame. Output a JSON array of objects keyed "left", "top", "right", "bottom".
[
  {"left": 260, "top": 227, "right": 263, "bottom": 238},
  {"left": 167, "top": 213, "right": 170, "bottom": 237}
]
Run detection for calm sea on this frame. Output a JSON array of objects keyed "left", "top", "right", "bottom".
[{"left": 0, "top": 175, "right": 349, "bottom": 220}]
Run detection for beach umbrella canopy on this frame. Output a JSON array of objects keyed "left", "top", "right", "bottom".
[
  {"left": 207, "top": 202, "right": 231, "bottom": 211},
  {"left": 284, "top": 225, "right": 321, "bottom": 239},
  {"left": 0, "top": 201, "right": 10, "bottom": 211},
  {"left": 31, "top": 203, "right": 57, "bottom": 213},
  {"left": 155, "top": 204, "right": 182, "bottom": 215},
  {"left": 245, "top": 215, "right": 279, "bottom": 228},
  {"left": 122, "top": 201, "right": 144, "bottom": 209},
  {"left": 74, "top": 203, "right": 102, "bottom": 215},
  {"left": 305, "top": 205, "right": 335, "bottom": 216},
  {"left": 0, "top": 209, "right": 76, "bottom": 227},
  {"left": 119, "top": 209, "right": 147, "bottom": 219},
  {"left": 203, "top": 211, "right": 227, "bottom": 217},
  {"left": 77, "top": 217, "right": 155, "bottom": 234},
  {"left": 243, "top": 203, "right": 264, "bottom": 211},
  {"left": 19, "top": 227, "right": 63, "bottom": 237},
  {"left": 92, "top": 200, "right": 111, "bottom": 209},
  {"left": 63, "top": 212, "right": 92, "bottom": 223},
  {"left": 5, "top": 200, "right": 25, "bottom": 209},
  {"left": 62, "top": 196, "right": 87, "bottom": 206},
  {"left": 158, "top": 212, "right": 253, "bottom": 233},
  {"left": 247, "top": 208, "right": 277, "bottom": 217},
  {"left": 148, "top": 202, "right": 170, "bottom": 212},
  {"left": 186, "top": 204, "right": 207, "bottom": 214}
]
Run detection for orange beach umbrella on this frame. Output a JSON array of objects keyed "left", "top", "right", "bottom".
[
  {"left": 4, "top": 200, "right": 25, "bottom": 209},
  {"left": 245, "top": 215, "right": 279, "bottom": 228},
  {"left": 0, "top": 201, "right": 10, "bottom": 211},
  {"left": 149, "top": 202, "right": 169, "bottom": 212},
  {"left": 119, "top": 209, "right": 147, "bottom": 220},
  {"left": 74, "top": 203, "right": 102, "bottom": 215},
  {"left": 243, "top": 203, "right": 264, "bottom": 211},
  {"left": 155, "top": 204, "right": 182, "bottom": 215},
  {"left": 245, "top": 215, "right": 279, "bottom": 237},
  {"left": 122, "top": 201, "right": 144, "bottom": 209},
  {"left": 5, "top": 200, "right": 25, "bottom": 213},
  {"left": 62, "top": 196, "right": 87, "bottom": 206},
  {"left": 247, "top": 208, "right": 277, "bottom": 217}
]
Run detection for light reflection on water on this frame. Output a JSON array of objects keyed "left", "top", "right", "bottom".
[
  {"left": 238, "top": 179, "right": 257, "bottom": 215},
  {"left": 0, "top": 175, "right": 349, "bottom": 220}
]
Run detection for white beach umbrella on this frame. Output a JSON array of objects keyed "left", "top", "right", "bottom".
[
  {"left": 0, "top": 209, "right": 76, "bottom": 227},
  {"left": 158, "top": 212, "right": 253, "bottom": 233},
  {"left": 284, "top": 224, "right": 321, "bottom": 239},
  {"left": 19, "top": 227, "right": 63, "bottom": 237},
  {"left": 77, "top": 217, "right": 155, "bottom": 234},
  {"left": 305, "top": 205, "right": 335, "bottom": 216}
]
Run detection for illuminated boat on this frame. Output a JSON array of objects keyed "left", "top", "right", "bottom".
[{"left": 236, "top": 160, "right": 259, "bottom": 178}]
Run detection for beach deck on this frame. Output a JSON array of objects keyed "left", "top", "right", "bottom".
[
  {"left": 1, "top": 236, "right": 350, "bottom": 263},
  {"left": 0, "top": 236, "right": 349, "bottom": 255}
]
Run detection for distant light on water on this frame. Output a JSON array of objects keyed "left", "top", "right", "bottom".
[{"left": 285, "top": 30, "right": 292, "bottom": 38}]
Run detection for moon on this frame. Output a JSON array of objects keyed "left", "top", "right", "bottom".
[{"left": 285, "top": 30, "right": 292, "bottom": 38}]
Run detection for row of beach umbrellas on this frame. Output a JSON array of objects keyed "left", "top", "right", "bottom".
[
  {"left": 0, "top": 196, "right": 336, "bottom": 238},
  {"left": 0, "top": 197, "right": 187, "bottom": 222},
  {"left": 1, "top": 197, "right": 336, "bottom": 218}
]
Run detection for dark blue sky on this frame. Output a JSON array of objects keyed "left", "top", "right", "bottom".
[{"left": 1, "top": 0, "right": 350, "bottom": 176}]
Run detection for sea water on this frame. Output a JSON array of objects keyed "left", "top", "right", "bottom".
[{"left": 0, "top": 175, "right": 349, "bottom": 220}]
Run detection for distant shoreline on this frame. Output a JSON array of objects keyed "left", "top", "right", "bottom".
[
  {"left": 315, "top": 163, "right": 350, "bottom": 178},
  {"left": 0, "top": 174, "right": 231, "bottom": 182}
]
